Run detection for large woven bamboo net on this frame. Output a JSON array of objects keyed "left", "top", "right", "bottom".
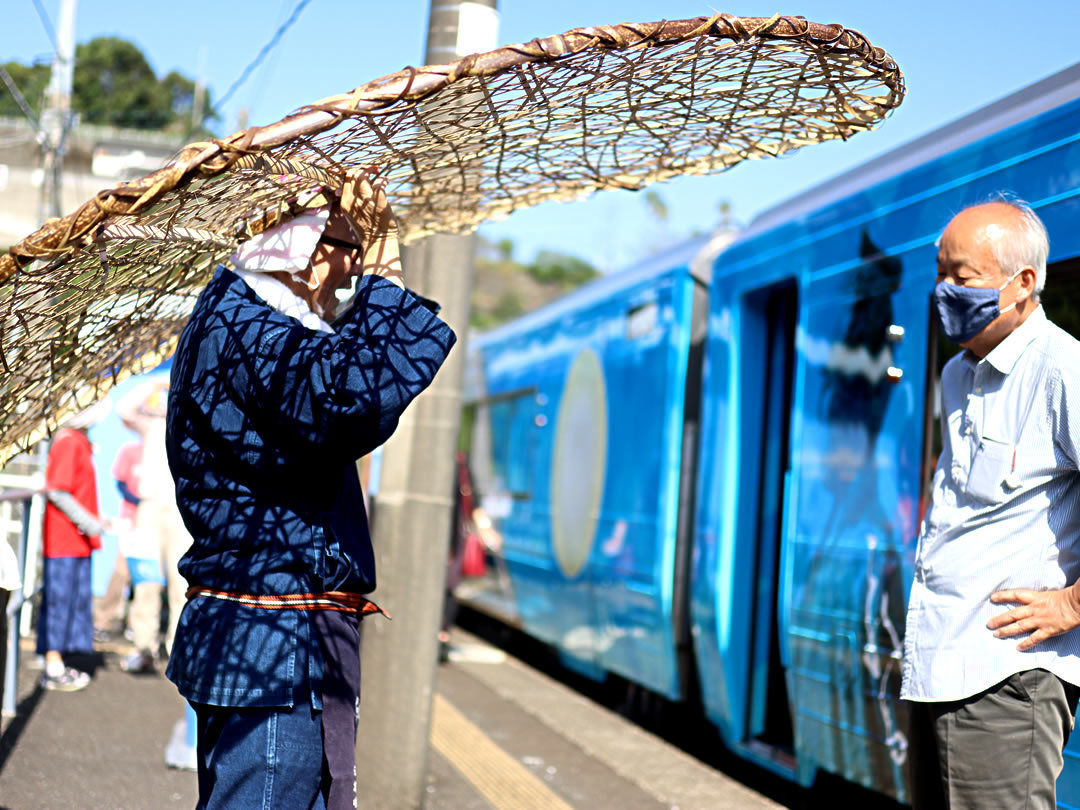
[{"left": 0, "top": 14, "right": 904, "bottom": 461}]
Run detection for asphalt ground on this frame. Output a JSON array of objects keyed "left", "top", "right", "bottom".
[
  {"left": 0, "top": 641, "right": 197, "bottom": 809},
  {"left": 0, "top": 630, "right": 783, "bottom": 810}
]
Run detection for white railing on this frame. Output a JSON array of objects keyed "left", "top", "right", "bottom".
[{"left": 1, "top": 485, "right": 45, "bottom": 718}]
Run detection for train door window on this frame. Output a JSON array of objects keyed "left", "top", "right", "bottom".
[
  {"left": 919, "top": 307, "right": 955, "bottom": 512},
  {"left": 486, "top": 389, "right": 537, "bottom": 500},
  {"left": 626, "top": 301, "right": 658, "bottom": 339}
]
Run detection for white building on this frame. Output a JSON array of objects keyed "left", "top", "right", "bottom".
[{"left": 0, "top": 115, "right": 183, "bottom": 248}]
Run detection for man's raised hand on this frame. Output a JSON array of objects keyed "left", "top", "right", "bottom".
[{"left": 340, "top": 168, "right": 404, "bottom": 287}]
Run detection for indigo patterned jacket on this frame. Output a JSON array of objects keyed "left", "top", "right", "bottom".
[{"left": 164, "top": 267, "right": 455, "bottom": 708}]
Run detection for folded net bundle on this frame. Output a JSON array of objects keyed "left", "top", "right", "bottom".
[{"left": 0, "top": 14, "right": 904, "bottom": 461}]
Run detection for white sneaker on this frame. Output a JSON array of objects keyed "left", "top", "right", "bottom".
[
  {"left": 41, "top": 667, "right": 90, "bottom": 692},
  {"left": 119, "top": 649, "right": 156, "bottom": 674}
]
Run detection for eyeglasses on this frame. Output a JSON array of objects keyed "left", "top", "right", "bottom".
[{"left": 318, "top": 234, "right": 364, "bottom": 261}]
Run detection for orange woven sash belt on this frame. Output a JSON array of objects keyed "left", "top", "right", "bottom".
[{"left": 186, "top": 587, "right": 390, "bottom": 619}]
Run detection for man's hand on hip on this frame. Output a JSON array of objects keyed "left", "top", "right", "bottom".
[{"left": 988, "top": 584, "right": 1080, "bottom": 651}]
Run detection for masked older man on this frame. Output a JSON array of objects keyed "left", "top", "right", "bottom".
[
  {"left": 165, "top": 171, "right": 455, "bottom": 809},
  {"left": 902, "top": 197, "right": 1080, "bottom": 809}
]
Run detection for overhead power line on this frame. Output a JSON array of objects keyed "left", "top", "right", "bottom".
[
  {"left": 0, "top": 64, "right": 44, "bottom": 136},
  {"left": 216, "top": 0, "right": 315, "bottom": 111},
  {"left": 31, "top": 0, "right": 60, "bottom": 53},
  {"left": 2, "top": 0, "right": 65, "bottom": 135}
]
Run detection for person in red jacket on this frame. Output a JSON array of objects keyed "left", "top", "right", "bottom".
[{"left": 37, "top": 402, "right": 109, "bottom": 691}]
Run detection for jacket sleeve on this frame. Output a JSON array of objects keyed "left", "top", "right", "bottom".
[
  {"left": 116, "top": 480, "right": 141, "bottom": 507},
  {"left": 227, "top": 275, "right": 456, "bottom": 458},
  {"left": 46, "top": 489, "right": 106, "bottom": 536}
]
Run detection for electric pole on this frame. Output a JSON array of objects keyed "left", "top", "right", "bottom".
[
  {"left": 39, "top": 0, "right": 77, "bottom": 224},
  {"left": 191, "top": 46, "right": 208, "bottom": 137},
  {"left": 355, "top": 2, "right": 498, "bottom": 808}
]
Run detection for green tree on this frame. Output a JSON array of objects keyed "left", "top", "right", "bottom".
[
  {"left": 160, "top": 70, "right": 216, "bottom": 136},
  {"left": 491, "top": 291, "right": 525, "bottom": 323},
  {"left": 716, "top": 199, "right": 734, "bottom": 230},
  {"left": 73, "top": 37, "right": 174, "bottom": 129},
  {"left": 470, "top": 236, "right": 601, "bottom": 329},
  {"left": 0, "top": 37, "right": 215, "bottom": 132},
  {"left": 526, "top": 250, "right": 600, "bottom": 288},
  {"left": 0, "top": 61, "right": 49, "bottom": 119},
  {"left": 643, "top": 189, "right": 669, "bottom": 222},
  {"left": 494, "top": 238, "right": 514, "bottom": 262}
]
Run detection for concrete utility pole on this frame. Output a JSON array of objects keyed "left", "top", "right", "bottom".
[
  {"left": 191, "top": 46, "right": 208, "bottom": 137},
  {"left": 355, "top": 2, "right": 498, "bottom": 808},
  {"left": 39, "top": 0, "right": 77, "bottom": 224}
]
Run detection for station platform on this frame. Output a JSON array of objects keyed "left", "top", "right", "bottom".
[{"left": 0, "top": 629, "right": 783, "bottom": 809}]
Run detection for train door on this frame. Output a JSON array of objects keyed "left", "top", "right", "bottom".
[
  {"left": 740, "top": 279, "right": 797, "bottom": 764},
  {"left": 1037, "top": 255, "right": 1080, "bottom": 803}
]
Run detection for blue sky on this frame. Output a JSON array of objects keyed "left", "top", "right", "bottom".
[{"left": 5, "top": 1, "right": 1079, "bottom": 270}]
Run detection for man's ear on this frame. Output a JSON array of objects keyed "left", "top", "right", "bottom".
[{"left": 1018, "top": 266, "right": 1038, "bottom": 301}]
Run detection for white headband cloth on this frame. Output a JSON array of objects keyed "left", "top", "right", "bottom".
[{"left": 228, "top": 207, "right": 331, "bottom": 276}]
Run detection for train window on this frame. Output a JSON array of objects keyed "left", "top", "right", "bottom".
[
  {"left": 626, "top": 301, "right": 658, "bottom": 338},
  {"left": 920, "top": 302, "right": 957, "bottom": 505},
  {"left": 1041, "top": 256, "right": 1080, "bottom": 340},
  {"left": 486, "top": 390, "right": 536, "bottom": 500}
]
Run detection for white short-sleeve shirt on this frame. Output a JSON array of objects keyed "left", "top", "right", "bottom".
[{"left": 902, "top": 306, "right": 1080, "bottom": 702}]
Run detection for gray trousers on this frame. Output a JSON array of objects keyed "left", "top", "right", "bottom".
[{"left": 908, "top": 669, "right": 1080, "bottom": 809}]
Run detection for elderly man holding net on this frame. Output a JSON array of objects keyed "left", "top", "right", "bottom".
[{"left": 164, "top": 170, "right": 455, "bottom": 809}]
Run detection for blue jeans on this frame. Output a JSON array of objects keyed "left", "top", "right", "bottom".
[
  {"left": 192, "top": 612, "right": 362, "bottom": 809},
  {"left": 193, "top": 701, "right": 327, "bottom": 810},
  {"left": 36, "top": 556, "right": 93, "bottom": 655}
]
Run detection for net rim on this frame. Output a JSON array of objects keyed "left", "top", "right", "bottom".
[{"left": 0, "top": 13, "right": 904, "bottom": 283}]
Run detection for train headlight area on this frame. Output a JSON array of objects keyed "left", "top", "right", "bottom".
[{"left": 454, "top": 60, "right": 1080, "bottom": 807}]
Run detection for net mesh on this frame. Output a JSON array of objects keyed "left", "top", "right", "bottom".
[{"left": 0, "top": 14, "right": 904, "bottom": 460}]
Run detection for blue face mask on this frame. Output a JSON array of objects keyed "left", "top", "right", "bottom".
[{"left": 932, "top": 270, "right": 1021, "bottom": 344}]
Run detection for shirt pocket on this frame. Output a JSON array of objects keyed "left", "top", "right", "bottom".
[{"left": 965, "top": 435, "right": 1013, "bottom": 504}]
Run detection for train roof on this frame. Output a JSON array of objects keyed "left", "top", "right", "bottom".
[
  {"left": 737, "top": 61, "right": 1080, "bottom": 243},
  {"left": 469, "top": 234, "right": 711, "bottom": 348}
]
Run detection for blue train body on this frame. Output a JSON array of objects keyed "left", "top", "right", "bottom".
[
  {"left": 463, "top": 239, "right": 711, "bottom": 698},
  {"left": 459, "top": 63, "right": 1080, "bottom": 804}
]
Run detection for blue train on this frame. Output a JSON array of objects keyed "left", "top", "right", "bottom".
[{"left": 456, "top": 62, "right": 1080, "bottom": 804}]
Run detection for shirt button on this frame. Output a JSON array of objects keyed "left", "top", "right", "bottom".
[{"left": 975, "top": 387, "right": 983, "bottom": 394}]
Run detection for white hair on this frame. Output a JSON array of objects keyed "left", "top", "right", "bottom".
[{"left": 967, "top": 194, "right": 1049, "bottom": 297}]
